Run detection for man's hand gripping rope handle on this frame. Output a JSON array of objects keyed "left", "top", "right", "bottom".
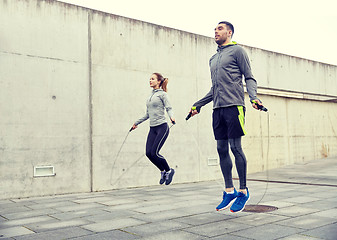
[{"left": 186, "top": 106, "right": 201, "bottom": 121}]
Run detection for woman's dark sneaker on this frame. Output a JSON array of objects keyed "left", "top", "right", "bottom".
[
  {"left": 159, "top": 171, "right": 166, "bottom": 185},
  {"left": 165, "top": 168, "right": 175, "bottom": 185}
]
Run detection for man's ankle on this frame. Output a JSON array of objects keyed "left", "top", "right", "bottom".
[{"left": 239, "top": 189, "right": 247, "bottom": 195}]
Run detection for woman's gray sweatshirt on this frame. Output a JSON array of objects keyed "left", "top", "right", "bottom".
[{"left": 135, "top": 89, "right": 174, "bottom": 127}]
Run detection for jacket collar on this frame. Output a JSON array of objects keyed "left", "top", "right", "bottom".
[
  {"left": 152, "top": 88, "right": 163, "bottom": 93},
  {"left": 217, "top": 41, "right": 237, "bottom": 51}
]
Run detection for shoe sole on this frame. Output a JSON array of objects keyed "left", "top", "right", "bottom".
[
  {"left": 216, "top": 197, "right": 237, "bottom": 211},
  {"left": 230, "top": 196, "right": 250, "bottom": 213}
]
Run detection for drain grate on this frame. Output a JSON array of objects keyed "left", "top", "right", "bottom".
[{"left": 243, "top": 204, "right": 278, "bottom": 213}]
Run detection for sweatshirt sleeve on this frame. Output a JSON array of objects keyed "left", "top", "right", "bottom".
[
  {"left": 193, "top": 86, "right": 213, "bottom": 107},
  {"left": 134, "top": 110, "right": 149, "bottom": 126},
  {"left": 161, "top": 92, "right": 174, "bottom": 119},
  {"left": 236, "top": 47, "right": 258, "bottom": 101}
]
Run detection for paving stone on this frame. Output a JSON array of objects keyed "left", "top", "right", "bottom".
[
  {"left": 278, "top": 233, "right": 326, "bottom": 239},
  {"left": 0, "top": 216, "right": 53, "bottom": 229},
  {"left": 50, "top": 208, "right": 108, "bottom": 221},
  {"left": 0, "top": 206, "right": 32, "bottom": 215},
  {"left": 81, "top": 210, "right": 141, "bottom": 222},
  {"left": 230, "top": 223, "right": 303, "bottom": 240},
  {"left": 173, "top": 212, "right": 234, "bottom": 226},
  {"left": 24, "top": 219, "right": 92, "bottom": 233},
  {"left": 0, "top": 226, "right": 34, "bottom": 238},
  {"left": 276, "top": 214, "right": 336, "bottom": 229},
  {"left": 72, "top": 196, "right": 115, "bottom": 204},
  {"left": 133, "top": 203, "right": 177, "bottom": 214},
  {"left": 177, "top": 203, "right": 219, "bottom": 215},
  {"left": 97, "top": 197, "right": 138, "bottom": 206},
  {"left": 13, "top": 227, "right": 92, "bottom": 240},
  {"left": 283, "top": 196, "right": 322, "bottom": 204},
  {"left": 304, "top": 222, "right": 337, "bottom": 240},
  {"left": 183, "top": 220, "right": 251, "bottom": 238},
  {"left": 0, "top": 200, "right": 12, "bottom": 205},
  {"left": 140, "top": 230, "right": 204, "bottom": 240},
  {"left": 70, "top": 229, "right": 140, "bottom": 240},
  {"left": 53, "top": 203, "right": 104, "bottom": 212},
  {"left": 272, "top": 205, "right": 320, "bottom": 217},
  {"left": 81, "top": 217, "right": 147, "bottom": 232},
  {"left": 131, "top": 208, "right": 194, "bottom": 222},
  {"left": 122, "top": 220, "right": 191, "bottom": 236},
  {"left": 0, "top": 237, "right": 13, "bottom": 240},
  {"left": 230, "top": 212, "right": 290, "bottom": 226},
  {"left": 25, "top": 200, "right": 79, "bottom": 210},
  {"left": 310, "top": 208, "right": 337, "bottom": 219},
  {"left": 2, "top": 208, "right": 59, "bottom": 220},
  {"left": 209, "top": 234, "right": 254, "bottom": 240}
]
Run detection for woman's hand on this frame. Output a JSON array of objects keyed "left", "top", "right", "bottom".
[
  {"left": 170, "top": 117, "right": 176, "bottom": 124},
  {"left": 131, "top": 124, "right": 138, "bottom": 130}
]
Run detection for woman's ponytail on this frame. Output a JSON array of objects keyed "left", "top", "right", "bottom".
[{"left": 161, "top": 78, "right": 168, "bottom": 92}]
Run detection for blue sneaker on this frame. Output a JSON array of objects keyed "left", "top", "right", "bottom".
[
  {"left": 159, "top": 171, "right": 166, "bottom": 185},
  {"left": 230, "top": 188, "right": 250, "bottom": 213},
  {"left": 216, "top": 188, "right": 238, "bottom": 211},
  {"left": 165, "top": 168, "right": 175, "bottom": 185}
]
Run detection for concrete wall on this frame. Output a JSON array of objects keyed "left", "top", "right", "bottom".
[{"left": 1, "top": 0, "right": 336, "bottom": 199}]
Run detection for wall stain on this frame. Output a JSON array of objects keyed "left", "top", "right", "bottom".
[{"left": 321, "top": 143, "right": 329, "bottom": 158}]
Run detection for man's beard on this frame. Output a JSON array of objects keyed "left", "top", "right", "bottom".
[
  {"left": 215, "top": 37, "right": 227, "bottom": 46},
  {"left": 215, "top": 39, "right": 225, "bottom": 45}
]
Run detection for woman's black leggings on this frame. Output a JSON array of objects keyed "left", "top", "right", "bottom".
[
  {"left": 217, "top": 137, "right": 247, "bottom": 190},
  {"left": 145, "top": 123, "right": 170, "bottom": 172}
]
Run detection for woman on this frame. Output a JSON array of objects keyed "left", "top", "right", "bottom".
[{"left": 132, "top": 73, "right": 176, "bottom": 185}]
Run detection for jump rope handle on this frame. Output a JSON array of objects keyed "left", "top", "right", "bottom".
[
  {"left": 129, "top": 125, "right": 135, "bottom": 132},
  {"left": 186, "top": 106, "right": 201, "bottom": 121},
  {"left": 251, "top": 100, "right": 268, "bottom": 112}
]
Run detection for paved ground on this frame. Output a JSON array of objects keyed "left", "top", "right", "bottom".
[{"left": 1, "top": 157, "right": 337, "bottom": 240}]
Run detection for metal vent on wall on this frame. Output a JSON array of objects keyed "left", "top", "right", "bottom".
[
  {"left": 33, "top": 166, "right": 56, "bottom": 177},
  {"left": 207, "top": 157, "right": 218, "bottom": 166}
]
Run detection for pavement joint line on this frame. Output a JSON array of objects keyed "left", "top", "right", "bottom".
[
  {"left": 243, "top": 178, "right": 337, "bottom": 187},
  {"left": 0, "top": 215, "right": 9, "bottom": 220},
  {"left": 22, "top": 225, "right": 36, "bottom": 233}
]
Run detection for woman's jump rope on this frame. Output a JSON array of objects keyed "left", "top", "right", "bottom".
[
  {"left": 110, "top": 101, "right": 269, "bottom": 204},
  {"left": 109, "top": 121, "right": 176, "bottom": 186}
]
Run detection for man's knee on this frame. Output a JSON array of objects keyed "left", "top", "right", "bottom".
[{"left": 217, "top": 140, "right": 228, "bottom": 152}]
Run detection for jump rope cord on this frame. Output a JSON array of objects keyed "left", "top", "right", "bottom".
[
  {"left": 109, "top": 122, "right": 176, "bottom": 186},
  {"left": 256, "top": 111, "right": 270, "bottom": 205},
  {"left": 109, "top": 130, "right": 131, "bottom": 185},
  {"left": 187, "top": 110, "right": 271, "bottom": 205},
  {"left": 109, "top": 114, "right": 270, "bottom": 204},
  {"left": 186, "top": 123, "right": 224, "bottom": 188}
]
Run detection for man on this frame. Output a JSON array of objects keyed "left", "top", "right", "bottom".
[{"left": 189, "top": 21, "right": 264, "bottom": 213}]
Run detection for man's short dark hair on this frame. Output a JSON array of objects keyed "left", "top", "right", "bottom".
[{"left": 218, "top": 21, "right": 234, "bottom": 36}]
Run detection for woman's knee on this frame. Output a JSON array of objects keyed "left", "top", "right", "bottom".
[{"left": 146, "top": 150, "right": 153, "bottom": 159}]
